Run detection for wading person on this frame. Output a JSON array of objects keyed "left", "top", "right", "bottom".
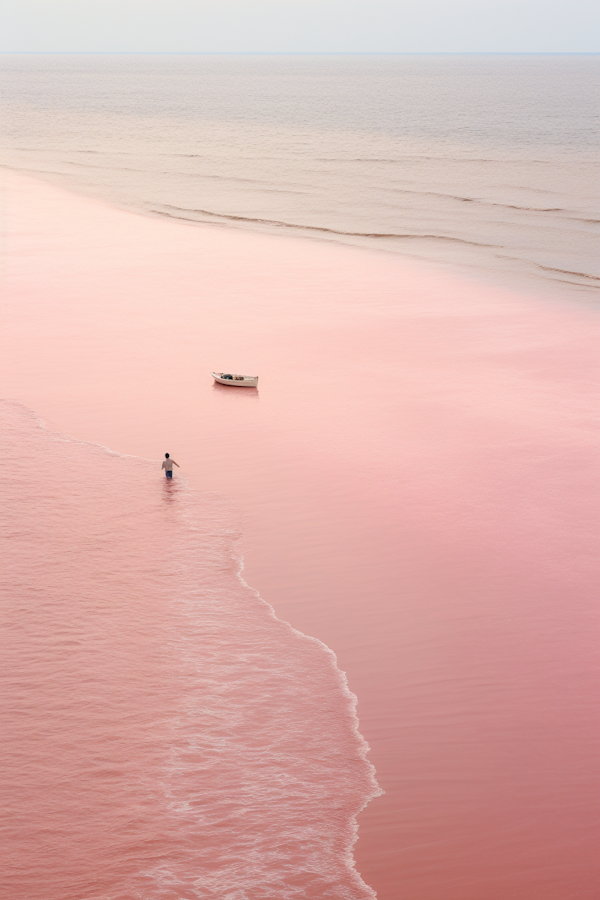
[{"left": 161, "top": 453, "right": 180, "bottom": 479}]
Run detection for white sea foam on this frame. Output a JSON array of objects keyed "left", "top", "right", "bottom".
[{"left": 0, "top": 400, "right": 380, "bottom": 899}]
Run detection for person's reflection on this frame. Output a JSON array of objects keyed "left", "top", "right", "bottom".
[{"left": 162, "top": 477, "right": 178, "bottom": 502}]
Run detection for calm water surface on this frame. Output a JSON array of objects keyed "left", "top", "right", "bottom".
[
  {"left": 1, "top": 54, "right": 598, "bottom": 296},
  {"left": 1, "top": 55, "right": 599, "bottom": 900}
]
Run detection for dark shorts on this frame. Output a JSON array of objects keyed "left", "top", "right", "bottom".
[{"left": 166, "top": 470, "right": 173, "bottom": 478}]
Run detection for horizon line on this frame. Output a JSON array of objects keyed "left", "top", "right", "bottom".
[{"left": 1, "top": 50, "right": 599, "bottom": 56}]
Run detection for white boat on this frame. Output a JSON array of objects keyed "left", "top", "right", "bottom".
[{"left": 211, "top": 371, "right": 259, "bottom": 387}]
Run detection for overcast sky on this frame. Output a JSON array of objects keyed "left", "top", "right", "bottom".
[{"left": 0, "top": 0, "right": 598, "bottom": 54}]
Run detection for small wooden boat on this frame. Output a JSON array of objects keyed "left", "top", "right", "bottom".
[{"left": 211, "top": 371, "right": 259, "bottom": 387}]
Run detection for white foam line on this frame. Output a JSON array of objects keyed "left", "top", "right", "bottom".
[
  {"left": 235, "top": 553, "right": 384, "bottom": 897},
  {"left": 1, "top": 398, "right": 383, "bottom": 895}
]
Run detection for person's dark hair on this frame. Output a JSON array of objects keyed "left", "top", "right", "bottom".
[{"left": 165, "top": 453, "right": 170, "bottom": 458}]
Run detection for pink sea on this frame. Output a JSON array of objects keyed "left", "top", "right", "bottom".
[{"left": 1, "top": 54, "right": 599, "bottom": 899}]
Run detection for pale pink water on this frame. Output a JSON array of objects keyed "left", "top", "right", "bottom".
[{"left": 1, "top": 171, "right": 599, "bottom": 898}]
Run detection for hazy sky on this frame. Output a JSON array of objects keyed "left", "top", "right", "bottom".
[{"left": 0, "top": 0, "right": 598, "bottom": 53}]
